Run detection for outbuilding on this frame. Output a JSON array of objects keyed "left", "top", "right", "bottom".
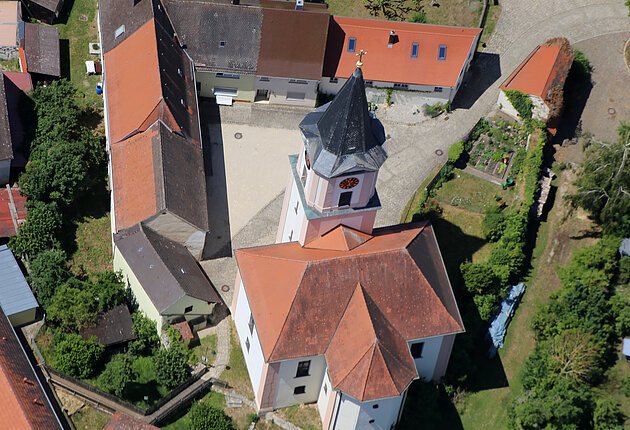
[{"left": 0, "top": 244, "right": 38, "bottom": 326}]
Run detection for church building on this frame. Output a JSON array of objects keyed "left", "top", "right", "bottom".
[{"left": 231, "top": 60, "right": 464, "bottom": 430}]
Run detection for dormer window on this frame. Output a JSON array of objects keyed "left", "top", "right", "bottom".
[
  {"left": 411, "top": 42, "right": 419, "bottom": 58},
  {"left": 347, "top": 37, "right": 356, "bottom": 53},
  {"left": 438, "top": 45, "right": 447, "bottom": 61},
  {"left": 219, "top": 40, "right": 226, "bottom": 48}
]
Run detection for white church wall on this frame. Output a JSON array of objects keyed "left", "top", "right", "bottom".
[
  {"left": 234, "top": 282, "right": 266, "bottom": 399},
  {"left": 408, "top": 335, "right": 444, "bottom": 380},
  {"left": 334, "top": 392, "right": 404, "bottom": 430},
  {"left": 274, "top": 355, "right": 326, "bottom": 409},
  {"left": 280, "top": 180, "right": 305, "bottom": 243},
  {"left": 317, "top": 370, "right": 335, "bottom": 427}
]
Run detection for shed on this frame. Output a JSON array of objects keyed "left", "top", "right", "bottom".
[
  {"left": 0, "top": 245, "right": 38, "bottom": 326},
  {"left": 22, "top": 0, "right": 65, "bottom": 24},
  {"left": 80, "top": 304, "right": 136, "bottom": 348},
  {"left": 19, "top": 22, "right": 61, "bottom": 78}
]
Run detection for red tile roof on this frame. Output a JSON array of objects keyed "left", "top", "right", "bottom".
[
  {"left": 500, "top": 38, "right": 573, "bottom": 101},
  {"left": 0, "top": 186, "right": 26, "bottom": 238},
  {"left": 236, "top": 222, "right": 464, "bottom": 400},
  {"left": 0, "top": 307, "right": 63, "bottom": 429},
  {"left": 304, "top": 225, "right": 372, "bottom": 251},
  {"left": 323, "top": 17, "right": 481, "bottom": 87},
  {"left": 3, "top": 72, "right": 32, "bottom": 93}
]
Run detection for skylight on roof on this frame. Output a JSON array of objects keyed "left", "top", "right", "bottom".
[
  {"left": 219, "top": 40, "right": 226, "bottom": 48},
  {"left": 114, "top": 25, "right": 125, "bottom": 39},
  {"left": 348, "top": 37, "right": 356, "bottom": 53},
  {"left": 411, "top": 42, "right": 419, "bottom": 59},
  {"left": 438, "top": 45, "right": 447, "bottom": 61}
]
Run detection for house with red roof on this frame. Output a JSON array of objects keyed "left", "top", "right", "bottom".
[
  {"left": 498, "top": 38, "right": 573, "bottom": 131},
  {"left": 321, "top": 17, "right": 481, "bottom": 104},
  {"left": 232, "top": 66, "right": 463, "bottom": 430}
]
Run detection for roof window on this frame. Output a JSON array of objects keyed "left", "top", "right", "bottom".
[
  {"left": 438, "top": 45, "right": 447, "bottom": 61},
  {"left": 114, "top": 25, "right": 125, "bottom": 39},
  {"left": 411, "top": 42, "right": 419, "bottom": 58},
  {"left": 219, "top": 40, "right": 226, "bottom": 48},
  {"left": 347, "top": 37, "right": 356, "bottom": 53}
]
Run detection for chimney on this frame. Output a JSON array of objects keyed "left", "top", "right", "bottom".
[
  {"left": 231, "top": 0, "right": 240, "bottom": 4},
  {"left": 295, "top": 0, "right": 304, "bottom": 10},
  {"left": 388, "top": 30, "right": 396, "bottom": 48}
]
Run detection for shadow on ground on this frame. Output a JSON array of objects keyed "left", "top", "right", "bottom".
[
  {"left": 452, "top": 52, "right": 501, "bottom": 110},
  {"left": 552, "top": 58, "right": 593, "bottom": 143},
  {"left": 200, "top": 99, "right": 232, "bottom": 259}
]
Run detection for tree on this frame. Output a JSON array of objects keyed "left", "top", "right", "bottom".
[
  {"left": 362, "top": 0, "right": 411, "bottom": 19},
  {"left": 460, "top": 262, "right": 500, "bottom": 295},
  {"left": 89, "top": 271, "right": 126, "bottom": 312},
  {"left": 567, "top": 123, "right": 630, "bottom": 236},
  {"left": 47, "top": 282, "right": 98, "bottom": 331},
  {"left": 97, "top": 353, "right": 136, "bottom": 397},
  {"left": 31, "top": 79, "right": 82, "bottom": 145},
  {"left": 189, "top": 402, "right": 235, "bottom": 430},
  {"left": 482, "top": 206, "right": 506, "bottom": 242},
  {"left": 28, "top": 249, "right": 70, "bottom": 307},
  {"left": 128, "top": 312, "right": 160, "bottom": 356},
  {"left": 593, "top": 397, "right": 624, "bottom": 430},
  {"left": 8, "top": 201, "right": 62, "bottom": 258},
  {"left": 50, "top": 333, "right": 103, "bottom": 379},
  {"left": 153, "top": 329, "right": 189, "bottom": 389}
]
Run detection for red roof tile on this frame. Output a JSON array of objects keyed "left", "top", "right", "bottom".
[
  {"left": 500, "top": 38, "right": 573, "bottom": 101},
  {"left": 3, "top": 72, "right": 32, "bottom": 93},
  {"left": 236, "top": 222, "right": 464, "bottom": 400},
  {"left": 0, "top": 186, "right": 26, "bottom": 238},
  {"left": 305, "top": 225, "right": 372, "bottom": 251},
  {"left": 323, "top": 17, "right": 481, "bottom": 87}
]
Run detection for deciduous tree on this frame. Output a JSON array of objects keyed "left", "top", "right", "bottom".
[
  {"left": 28, "top": 249, "right": 70, "bottom": 307},
  {"left": 50, "top": 333, "right": 103, "bottom": 379},
  {"left": 189, "top": 402, "right": 235, "bottom": 430}
]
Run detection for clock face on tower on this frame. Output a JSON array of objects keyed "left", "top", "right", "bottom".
[{"left": 339, "top": 177, "right": 359, "bottom": 189}]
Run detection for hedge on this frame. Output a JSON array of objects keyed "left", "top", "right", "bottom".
[{"left": 505, "top": 89, "right": 533, "bottom": 120}]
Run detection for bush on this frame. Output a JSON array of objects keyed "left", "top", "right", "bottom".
[
  {"left": 447, "top": 140, "right": 465, "bottom": 164},
  {"left": 504, "top": 89, "right": 533, "bottom": 120},
  {"left": 473, "top": 293, "right": 498, "bottom": 322},
  {"left": 128, "top": 313, "right": 160, "bottom": 356},
  {"left": 8, "top": 201, "right": 62, "bottom": 259},
  {"left": 409, "top": 10, "right": 427, "bottom": 23},
  {"left": 469, "top": 118, "right": 490, "bottom": 142},
  {"left": 47, "top": 281, "right": 99, "bottom": 331},
  {"left": 460, "top": 262, "right": 500, "bottom": 295},
  {"left": 90, "top": 271, "right": 127, "bottom": 312},
  {"left": 423, "top": 102, "right": 449, "bottom": 118},
  {"left": 50, "top": 333, "right": 103, "bottom": 379},
  {"left": 593, "top": 397, "right": 624, "bottom": 430},
  {"left": 28, "top": 249, "right": 70, "bottom": 307},
  {"left": 154, "top": 329, "right": 189, "bottom": 389},
  {"left": 189, "top": 402, "right": 235, "bottom": 430},
  {"left": 508, "top": 148, "right": 527, "bottom": 176},
  {"left": 482, "top": 206, "right": 506, "bottom": 242},
  {"left": 97, "top": 353, "right": 137, "bottom": 397}
]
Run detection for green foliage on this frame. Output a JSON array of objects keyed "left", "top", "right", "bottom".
[
  {"left": 566, "top": 124, "right": 630, "bottom": 236},
  {"left": 469, "top": 118, "right": 490, "bottom": 142},
  {"left": 423, "top": 102, "right": 449, "bottom": 118},
  {"left": 482, "top": 206, "right": 506, "bottom": 242},
  {"left": 28, "top": 249, "right": 70, "bottom": 307},
  {"left": 504, "top": 89, "right": 533, "bottom": 120},
  {"left": 8, "top": 201, "right": 62, "bottom": 259},
  {"left": 610, "top": 293, "right": 630, "bottom": 337},
  {"left": 47, "top": 281, "right": 99, "bottom": 331},
  {"left": 488, "top": 242, "right": 526, "bottom": 284},
  {"left": 593, "top": 397, "right": 625, "bottom": 430},
  {"left": 128, "top": 312, "right": 160, "bottom": 356},
  {"left": 409, "top": 10, "right": 427, "bottom": 23},
  {"left": 153, "top": 329, "right": 189, "bottom": 389},
  {"left": 50, "top": 333, "right": 103, "bottom": 379},
  {"left": 97, "top": 353, "right": 137, "bottom": 397},
  {"left": 189, "top": 402, "right": 235, "bottom": 430},
  {"left": 572, "top": 49, "right": 593, "bottom": 79},
  {"left": 385, "top": 88, "right": 393, "bottom": 106},
  {"left": 90, "top": 271, "right": 126, "bottom": 312},
  {"left": 509, "top": 378, "right": 593, "bottom": 430},
  {"left": 460, "top": 262, "right": 499, "bottom": 295},
  {"left": 508, "top": 148, "right": 527, "bottom": 177},
  {"left": 31, "top": 79, "right": 83, "bottom": 145},
  {"left": 473, "top": 293, "right": 499, "bottom": 322},
  {"left": 447, "top": 140, "right": 465, "bottom": 164}
]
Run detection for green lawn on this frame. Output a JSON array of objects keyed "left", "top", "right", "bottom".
[
  {"left": 54, "top": 0, "right": 103, "bottom": 108},
  {"left": 189, "top": 334, "right": 218, "bottom": 367},
  {"left": 221, "top": 321, "right": 254, "bottom": 400},
  {"left": 69, "top": 214, "right": 112, "bottom": 277},
  {"left": 479, "top": 2, "right": 501, "bottom": 47},
  {"left": 162, "top": 391, "right": 226, "bottom": 430},
  {"left": 70, "top": 405, "right": 110, "bottom": 430},
  {"left": 0, "top": 58, "right": 20, "bottom": 72},
  {"left": 277, "top": 405, "right": 321, "bottom": 430}
]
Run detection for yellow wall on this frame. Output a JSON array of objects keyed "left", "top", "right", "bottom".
[
  {"left": 195, "top": 71, "right": 256, "bottom": 102},
  {"left": 8, "top": 308, "right": 36, "bottom": 327},
  {"left": 163, "top": 296, "right": 215, "bottom": 325}
]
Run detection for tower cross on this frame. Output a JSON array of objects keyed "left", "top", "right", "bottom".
[{"left": 356, "top": 50, "right": 367, "bottom": 68}]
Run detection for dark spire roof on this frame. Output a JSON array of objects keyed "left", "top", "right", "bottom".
[{"left": 299, "top": 67, "right": 387, "bottom": 178}]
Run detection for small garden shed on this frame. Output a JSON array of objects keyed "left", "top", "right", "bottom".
[{"left": 0, "top": 244, "right": 38, "bottom": 326}]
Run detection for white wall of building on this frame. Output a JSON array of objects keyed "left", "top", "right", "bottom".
[
  {"left": 320, "top": 78, "right": 452, "bottom": 103},
  {"left": 0, "top": 159, "right": 10, "bottom": 185},
  {"left": 234, "top": 281, "right": 266, "bottom": 398},
  {"left": 498, "top": 90, "right": 550, "bottom": 123},
  {"left": 274, "top": 355, "right": 326, "bottom": 409},
  {"left": 317, "top": 371, "right": 333, "bottom": 423},
  {"left": 254, "top": 76, "right": 318, "bottom": 107},
  {"left": 279, "top": 179, "right": 305, "bottom": 243},
  {"left": 408, "top": 335, "right": 444, "bottom": 380},
  {"left": 334, "top": 392, "right": 404, "bottom": 430}
]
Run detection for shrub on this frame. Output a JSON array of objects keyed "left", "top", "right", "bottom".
[
  {"left": 47, "top": 281, "right": 98, "bottom": 331},
  {"left": 423, "top": 102, "right": 449, "bottom": 118},
  {"left": 469, "top": 118, "right": 490, "bottom": 142},
  {"left": 28, "top": 249, "right": 70, "bottom": 307},
  {"left": 482, "top": 206, "right": 506, "bottom": 242},
  {"left": 97, "top": 353, "right": 137, "bottom": 397},
  {"left": 189, "top": 402, "right": 235, "bottom": 430},
  {"left": 473, "top": 293, "right": 499, "bottom": 322},
  {"left": 8, "top": 201, "right": 62, "bottom": 259},
  {"left": 447, "top": 140, "right": 465, "bottom": 164},
  {"left": 128, "top": 313, "right": 160, "bottom": 356},
  {"left": 593, "top": 397, "right": 624, "bottom": 430},
  {"left": 460, "top": 262, "right": 500, "bottom": 295},
  {"left": 408, "top": 10, "right": 427, "bottom": 23},
  {"left": 154, "top": 329, "right": 189, "bottom": 389},
  {"left": 508, "top": 148, "right": 526, "bottom": 176},
  {"left": 50, "top": 333, "right": 103, "bottom": 379},
  {"left": 504, "top": 89, "right": 533, "bottom": 120},
  {"left": 90, "top": 271, "right": 127, "bottom": 312}
]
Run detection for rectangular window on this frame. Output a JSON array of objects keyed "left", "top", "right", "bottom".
[
  {"left": 329, "top": 77, "right": 338, "bottom": 84},
  {"left": 259, "top": 76, "right": 270, "bottom": 82},
  {"left": 294, "top": 385, "right": 306, "bottom": 395},
  {"left": 215, "top": 73, "right": 240, "bottom": 79},
  {"left": 219, "top": 40, "right": 226, "bottom": 48},
  {"left": 114, "top": 25, "right": 125, "bottom": 39},
  {"left": 393, "top": 83, "right": 408, "bottom": 90},
  {"left": 248, "top": 313, "right": 255, "bottom": 334},
  {"left": 289, "top": 79, "right": 308, "bottom": 85},
  {"left": 411, "top": 42, "right": 419, "bottom": 58},
  {"left": 410, "top": 342, "right": 424, "bottom": 359},
  {"left": 338, "top": 191, "right": 352, "bottom": 207},
  {"left": 347, "top": 37, "right": 356, "bottom": 53},
  {"left": 438, "top": 45, "right": 447, "bottom": 60},
  {"left": 296, "top": 360, "right": 310, "bottom": 378},
  {"left": 364, "top": 80, "right": 373, "bottom": 87},
  {"left": 196, "top": 82, "right": 201, "bottom": 92},
  {"left": 184, "top": 305, "right": 193, "bottom": 313},
  {"left": 434, "top": 87, "right": 443, "bottom": 93},
  {"left": 245, "top": 338, "right": 250, "bottom": 352},
  {"left": 286, "top": 92, "right": 305, "bottom": 101}
]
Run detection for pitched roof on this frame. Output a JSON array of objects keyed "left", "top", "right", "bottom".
[
  {"left": 110, "top": 121, "right": 208, "bottom": 232},
  {"left": 103, "top": 10, "right": 200, "bottom": 145},
  {"left": 98, "top": 0, "right": 155, "bottom": 54},
  {"left": 80, "top": 304, "right": 137, "bottom": 347},
  {"left": 305, "top": 225, "right": 372, "bottom": 251},
  {"left": 258, "top": 8, "right": 329, "bottom": 80},
  {"left": 0, "top": 75, "right": 12, "bottom": 162},
  {"left": 0, "top": 245, "right": 38, "bottom": 318},
  {"left": 27, "top": 0, "right": 64, "bottom": 14},
  {"left": 3, "top": 72, "right": 33, "bottom": 93},
  {"left": 323, "top": 17, "right": 481, "bottom": 87},
  {"left": 164, "top": 0, "right": 262, "bottom": 73},
  {"left": 114, "top": 223, "right": 221, "bottom": 313},
  {"left": 500, "top": 38, "right": 573, "bottom": 101},
  {"left": 299, "top": 67, "right": 387, "bottom": 178},
  {"left": 0, "top": 2, "right": 18, "bottom": 47},
  {"left": 236, "top": 222, "right": 464, "bottom": 374},
  {"left": 0, "top": 307, "right": 63, "bottom": 429},
  {"left": 22, "top": 23, "right": 60, "bottom": 77},
  {"left": 104, "top": 412, "right": 158, "bottom": 430},
  {"left": 0, "top": 186, "right": 26, "bottom": 237}
]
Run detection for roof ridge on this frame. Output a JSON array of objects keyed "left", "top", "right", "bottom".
[
  {"left": 337, "top": 342, "right": 375, "bottom": 397},
  {"left": 375, "top": 341, "right": 416, "bottom": 391},
  {"left": 324, "top": 282, "right": 371, "bottom": 354},
  {"left": 362, "top": 285, "right": 409, "bottom": 347}
]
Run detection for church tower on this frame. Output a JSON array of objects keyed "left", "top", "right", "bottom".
[{"left": 276, "top": 62, "right": 388, "bottom": 245}]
